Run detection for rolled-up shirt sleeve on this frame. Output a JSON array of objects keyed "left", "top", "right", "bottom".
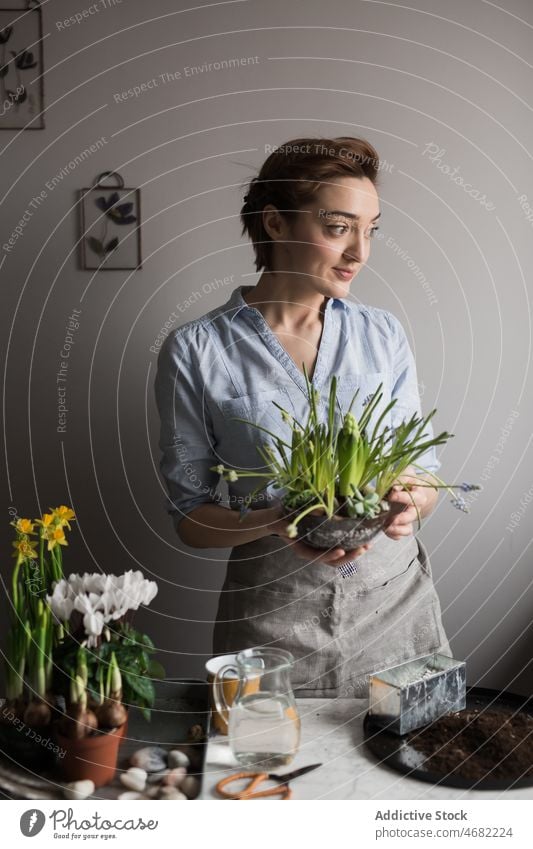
[
  {"left": 386, "top": 312, "right": 441, "bottom": 476},
  {"left": 154, "top": 331, "right": 222, "bottom": 524}
]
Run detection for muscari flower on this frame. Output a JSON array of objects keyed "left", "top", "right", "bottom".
[{"left": 450, "top": 496, "right": 469, "bottom": 513}]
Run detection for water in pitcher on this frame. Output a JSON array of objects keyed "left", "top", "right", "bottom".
[{"left": 228, "top": 691, "right": 301, "bottom": 769}]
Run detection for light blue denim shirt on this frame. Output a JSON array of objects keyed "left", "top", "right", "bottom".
[{"left": 154, "top": 285, "right": 441, "bottom": 524}]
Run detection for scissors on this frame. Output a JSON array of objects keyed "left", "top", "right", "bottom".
[{"left": 215, "top": 762, "right": 322, "bottom": 800}]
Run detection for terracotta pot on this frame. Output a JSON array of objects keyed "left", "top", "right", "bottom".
[
  {"left": 53, "top": 723, "right": 124, "bottom": 786},
  {"left": 115, "top": 714, "right": 128, "bottom": 745},
  {"left": 282, "top": 500, "right": 406, "bottom": 549}
]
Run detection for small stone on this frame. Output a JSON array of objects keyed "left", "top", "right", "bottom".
[
  {"left": 180, "top": 775, "right": 200, "bottom": 799},
  {"left": 168, "top": 749, "right": 190, "bottom": 769},
  {"left": 120, "top": 767, "right": 147, "bottom": 792},
  {"left": 146, "top": 770, "right": 170, "bottom": 785},
  {"left": 161, "top": 767, "right": 187, "bottom": 787},
  {"left": 63, "top": 780, "right": 95, "bottom": 800},
  {"left": 118, "top": 791, "right": 146, "bottom": 800},
  {"left": 142, "top": 785, "right": 160, "bottom": 799},
  {"left": 158, "top": 786, "right": 187, "bottom": 800},
  {"left": 129, "top": 746, "right": 168, "bottom": 772},
  {"left": 168, "top": 744, "right": 201, "bottom": 772}
]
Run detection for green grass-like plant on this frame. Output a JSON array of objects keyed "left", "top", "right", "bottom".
[{"left": 212, "top": 365, "right": 480, "bottom": 539}]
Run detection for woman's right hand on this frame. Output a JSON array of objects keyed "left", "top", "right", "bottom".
[{"left": 264, "top": 503, "right": 372, "bottom": 569}]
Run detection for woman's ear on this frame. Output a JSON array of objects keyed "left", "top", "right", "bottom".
[{"left": 262, "top": 204, "right": 289, "bottom": 242}]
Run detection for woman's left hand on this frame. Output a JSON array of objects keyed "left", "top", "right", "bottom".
[{"left": 383, "top": 469, "right": 435, "bottom": 540}]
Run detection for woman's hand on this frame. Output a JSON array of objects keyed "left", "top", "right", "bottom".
[
  {"left": 265, "top": 503, "right": 372, "bottom": 568},
  {"left": 383, "top": 467, "right": 437, "bottom": 540}
]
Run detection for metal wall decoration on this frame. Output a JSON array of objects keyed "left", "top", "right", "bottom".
[
  {"left": 0, "top": 1, "right": 44, "bottom": 129},
  {"left": 79, "top": 171, "right": 143, "bottom": 270}
]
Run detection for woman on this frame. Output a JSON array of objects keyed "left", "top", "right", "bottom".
[{"left": 154, "top": 136, "right": 451, "bottom": 698}]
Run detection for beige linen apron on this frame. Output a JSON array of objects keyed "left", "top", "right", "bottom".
[{"left": 212, "top": 526, "right": 452, "bottom": 698}]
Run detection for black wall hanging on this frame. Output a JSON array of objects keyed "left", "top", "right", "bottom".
[
  {"left": 79, "top": 170, "right": 143, "bottom": 271},
  {"left": 0, "top": 0, "right": 44, "bottom": 129}
]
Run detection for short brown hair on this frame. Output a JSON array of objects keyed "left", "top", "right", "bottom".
[{"left": 240, "top": 136, "right": 381, "bottom": 272}]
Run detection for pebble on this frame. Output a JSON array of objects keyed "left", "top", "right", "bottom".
[
  {"left": 158, "top": 787, "right": 187, "bottom": 800},
  {"left": 129, "top": 746, "right": 168, "bottom": 772},
  {"left": 168, "top": 750, "right": 190, "bottom": 769},
  {"left": 141, "top": 785, "right": 160, "bottom": 799},
  {"left": 146, "top": 770, "right": 170, "bottom": 785},
  {"left": 120, "top": 767, "right": 147, "bottom": 792},
  {"left": 161, "top": 767, "right": 187, "bottom": 787},
  {"left": 118, "top": 791, "right": 146, "bottom": 800},
  {"left": 180, "top": 775, "right": 200, "bottom": 799},
  {"left": 63, "top": 780, "right": 95, "bottom": 800}
]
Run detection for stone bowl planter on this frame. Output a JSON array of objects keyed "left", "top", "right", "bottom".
[
  {"left": 0, "top": 696, "right": 66, "bottom": 771},
  {"left": 282, "top": 500, "right": 406, "bottom": 550},
  {"left": 0, "top": 716, "right": 58, "bottom": 771}
]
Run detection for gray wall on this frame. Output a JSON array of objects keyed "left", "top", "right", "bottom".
[{"left": 1, "top": 0, "right": 532, "bottom": 694}]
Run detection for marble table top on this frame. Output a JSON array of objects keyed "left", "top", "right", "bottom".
[{"left": 199, "top": 697, "right": 533, "bottom": 801}]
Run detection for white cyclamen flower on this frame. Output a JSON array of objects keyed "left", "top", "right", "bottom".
[
  {"left": 82, "top": 572, "right": 107, "bottom": 594},
  {"left": 47, "top": 580, "right": 75, "bottom": 621},
  {"left": 83, "top": 610, "right": 104, "bottom": 645},
  {"left": 140, "top": 579, "right": 158, "bottom": 606},
  {"left": 47, "top": 570, "right": 159, "bottom": 633}
]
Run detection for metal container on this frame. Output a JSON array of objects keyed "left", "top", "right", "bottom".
[{"left": 368, "top": 653, "right": 466, "bottom": 736}]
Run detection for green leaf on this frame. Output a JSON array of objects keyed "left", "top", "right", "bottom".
[
  {"left": 122, "top": 670, "right": 155, "bottom": 706},
  {"left": 147, "top": 659, "right": 166, "bottom": 679},
  {"left": 140, "top": 633, "right": 155, "bottom": 649}
]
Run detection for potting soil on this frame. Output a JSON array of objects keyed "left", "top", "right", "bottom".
[{"left": 406, "top": 707, "right": 533, "bottom": 781}]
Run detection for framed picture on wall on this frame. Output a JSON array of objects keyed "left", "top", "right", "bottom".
[
  {"left": 79, "top": 171, "right": 143, "bottom": 271},
  {"left": 0, "top": 1, "right": 45, "bottom": 130}
]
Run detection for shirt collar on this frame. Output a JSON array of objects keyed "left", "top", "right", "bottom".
[{"left": 228, "top": 284, "right": 349, "bottom": 321}]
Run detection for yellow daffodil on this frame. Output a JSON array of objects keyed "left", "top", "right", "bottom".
[
  {"left": 12, "top": 538, "right": 38, "bottom": 561},
  {"left": 43, "top": 525, "right": 68, "bottom": 551},
  {"left": 14, "top": 518, "right": 35, "bottom": 535},
  {"left": 36, "top": 512, "right": 55, "bottom": 528},
  {"left": 51, "top": 505, "right": 76, "bottom": 529}
]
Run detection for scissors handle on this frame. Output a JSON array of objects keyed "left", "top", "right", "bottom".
[{"left": 216, "top": 771, "right": 292, "bottom": 800}]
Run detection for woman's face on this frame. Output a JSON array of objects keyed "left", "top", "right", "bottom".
[{"left": 264, "top": 176, "right": 380, "bottom": 300}]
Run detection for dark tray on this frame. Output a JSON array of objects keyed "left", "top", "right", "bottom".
[
  {"left": 0, "top": 678, "right": 211, "bottom": 800},
  {"left": 363, "top": 685, "right": 533, "bottom": 790}
]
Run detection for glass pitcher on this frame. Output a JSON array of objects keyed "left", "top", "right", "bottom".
[{"left": 213, "top": 646, "right": 301, "bottom": 769}]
